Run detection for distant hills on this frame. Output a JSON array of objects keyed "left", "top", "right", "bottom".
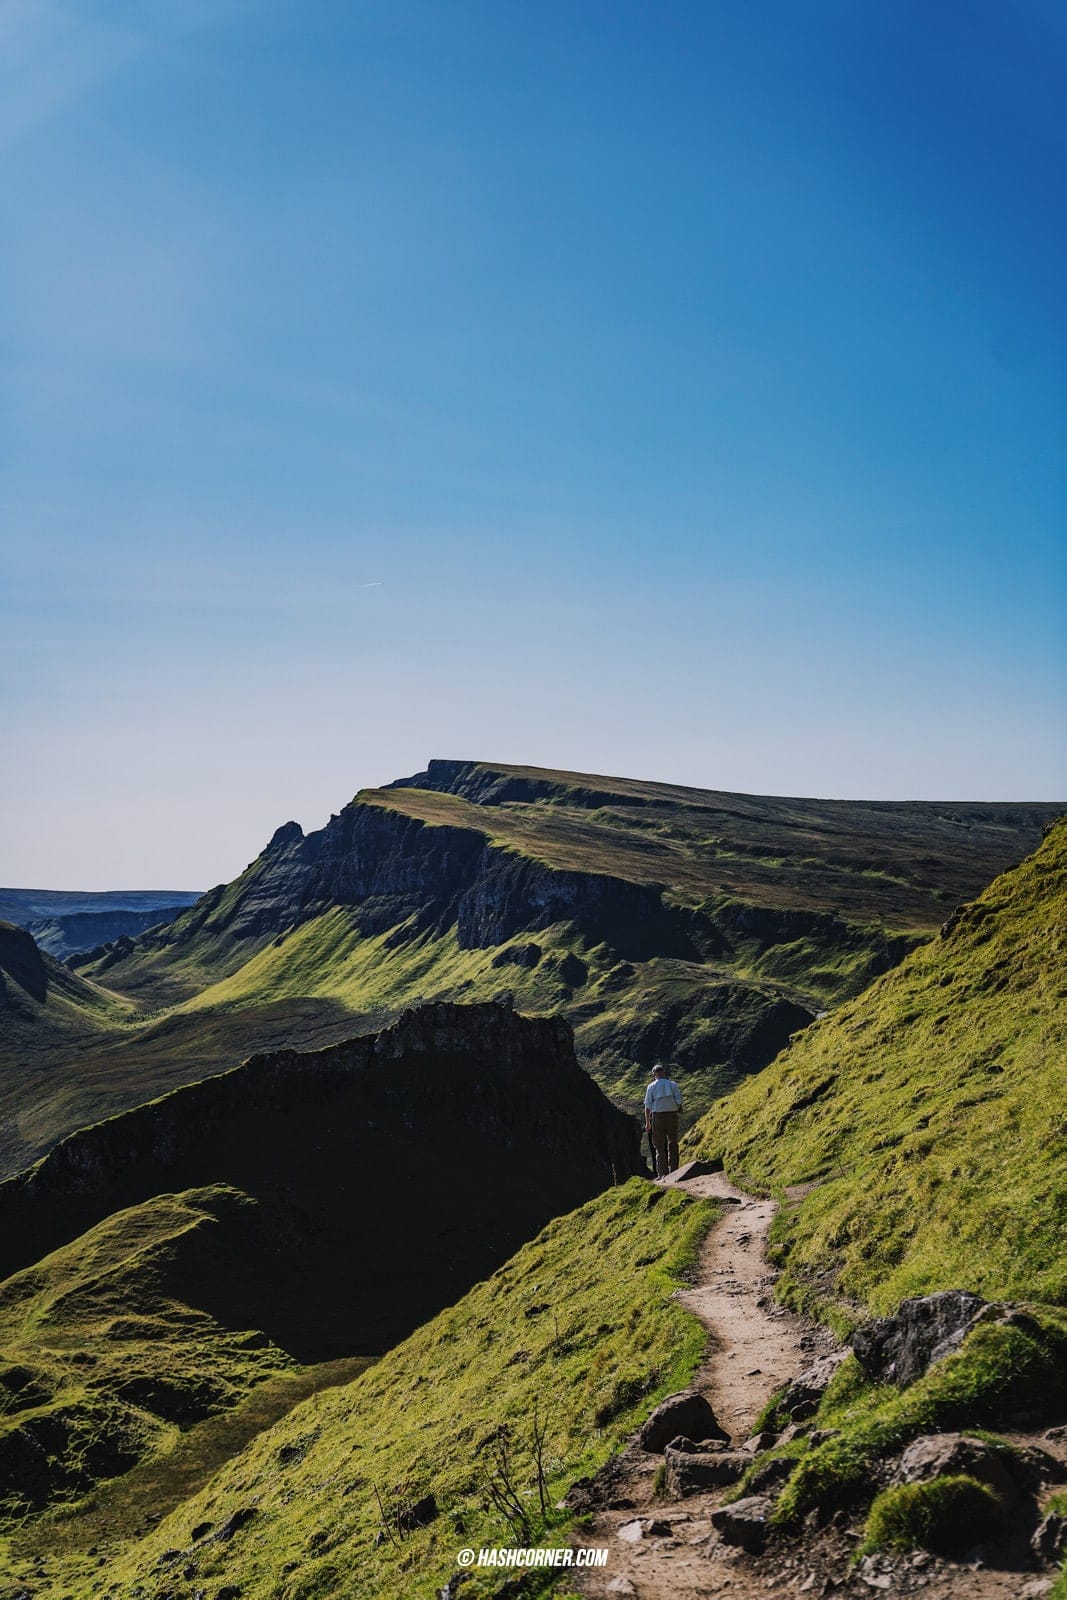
[
  {"left": 1, "top": 759, "right": 1060, "bottom": 1177},
  {"left": 8, "top": 817, "right": 1064, "bottom": 1600},
  {"left": 0, "top": 887, "right": 200, "bottom": 961}
]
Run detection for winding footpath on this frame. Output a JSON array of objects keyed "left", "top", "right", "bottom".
[{"left": 569, "top": 1172, "right": 1061, "bottom": 1600}]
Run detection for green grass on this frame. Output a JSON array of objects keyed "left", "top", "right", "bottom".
[
  {"left": 16, "top": 1179, "right": 717, "bottom": 1600},
  {"left": 0, "top": 1188, "right": 296, "bottom": 1531},
  {"left": 686, "top": 817, "right": 1067, "bottom": 1315},
  {"left": 769, "top": 1316, "right": 1067, "bottom": 1525},
  {"left": 860, "top": 1475, "right": 1003, "bottom": 1555}
]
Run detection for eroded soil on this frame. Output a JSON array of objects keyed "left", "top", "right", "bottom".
[{"left": 570, "top": 1172, "right": 1065, "bottom": 1600}]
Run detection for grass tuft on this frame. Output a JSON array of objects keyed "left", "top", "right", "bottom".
[{"left": 860, "top": 1474, "right": 1003, "bottom": 1555}]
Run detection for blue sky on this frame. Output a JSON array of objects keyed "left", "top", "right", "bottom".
[{"left": 2, "top": 0, "right": 1065, "bottom": 888}]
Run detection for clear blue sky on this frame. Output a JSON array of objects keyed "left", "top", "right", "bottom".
[{"left": 2, "top": 0, "right": 1065, "bottom": 888}]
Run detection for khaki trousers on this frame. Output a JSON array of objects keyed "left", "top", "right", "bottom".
[{"left": 650, "top": 1110, "right": 680, "bottom": 1175}]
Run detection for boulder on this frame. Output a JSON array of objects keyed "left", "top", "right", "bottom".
[
  {"left": 852, "top": 1291, "right": 987, "bottom": 1387},
  {"left": 396, "top": 1492, "right": 438, "bottom": 1531},
  {"left": 664, "top": 1446, "right": 749, "bottom": 1495},
  {"left": 664, "top": 1435, "right": 727, "bottom": 1454},
  {"left": 747, "top": 1454, "right": 797, "bottom": 1493},
  {"left": 638, "top": 1392, "right": 728, "bottom": 1453},
  {"left": 742, "top": 1430, "right": 779, "bottom": 1454},
  {"left": 773, "top": 1351, "right": 849, "bottom": 1422},
  {"left": 669, "top": 1159, "right": 724, "bottom": 1182},
  {"left": 710, "top": 1494, "right": 775, "bottom": 1553},
  {"left": 890, "top": 1434, "right": 1019, "bottom": 1502},
  {"left": 1032, "top": 1510, "right": 1067, "bottom": 1564}
]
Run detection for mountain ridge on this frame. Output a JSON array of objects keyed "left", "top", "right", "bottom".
[{"left": 3, "top": 760, "right": 1060, "bottom": 1178}]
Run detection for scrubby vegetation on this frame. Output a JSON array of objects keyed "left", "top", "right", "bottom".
[{"left": 4, "top": 1180, "right": 716, "bottom": 1600}]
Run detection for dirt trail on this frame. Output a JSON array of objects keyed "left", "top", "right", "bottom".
[{"left": 569, "top": 1172, "right": 1059, "bottom": 1600}]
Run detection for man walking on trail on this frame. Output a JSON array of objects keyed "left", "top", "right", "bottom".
[{"left": 644, "top": 1062, "right": 683, "bottom": 1176}]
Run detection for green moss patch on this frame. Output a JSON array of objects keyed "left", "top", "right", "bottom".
[
  {"left": 861, "top": 1474, "right": 1003, "bottom": 1555},
  {"left": 771, "top": 1315, "right": 1067, "bottom": 1525}
]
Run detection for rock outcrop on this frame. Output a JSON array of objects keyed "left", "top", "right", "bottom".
[
  {"left": 637, "top": 1391, "right": 728, "bottom": 1453},
  {"left": 852, "top": 1291, "right": 990, "bottom": 1388},
  {"left": 0, "top": 921, "right": 48, "bottom": 1004},
  {"left": 0, "top": 1003, "right": 643, "bottom": 1361}
]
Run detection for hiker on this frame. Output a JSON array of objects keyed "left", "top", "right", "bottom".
[{"left": 644, "top": 1061, "right": 683, "bottom": 1176}]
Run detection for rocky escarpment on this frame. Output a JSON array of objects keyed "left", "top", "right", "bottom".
[
  {"left": 24, "top": 905, "right": 191, "bottom": 962},
  {"left": 60, "top": 763, "right": 1061, "bottom": 1152},
  {"left": 0, "top": 1003, "right": 643, "bottom": 1360},
  {"left": 82, "top": 794, "right": 718, "bottom": 982},
  {"left": 0, "top": 921, "right": 48, "bottom": 1004},
  {"left": 455, "top": 850, "right": 719, "bottom": 961}
]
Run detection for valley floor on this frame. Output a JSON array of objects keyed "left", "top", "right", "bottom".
[{"left": 569, "top": 1173, "right": 1066, "bottom": 1600}]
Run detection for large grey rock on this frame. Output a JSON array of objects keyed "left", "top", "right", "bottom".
[
  {"left": 890, "top": 1434, "right": 1019, "bottom": 1501},
  {"left": 664, "top": 1446, "right": 748, "bottom": 1495},
  {"left": 747, "top": 1454, "right": 797, "bottom": 1493},
  {"left": 851, "top": 1291, "right": 987, "bottom": 1387},
  {"left": 774, "top": 1351, "right": 849, "bottom": 1422},
  {"left": 710, "top": 1494, "right": 775, "bottom": 1553},
  {"left": 638, "top": 1392, "right": 728, "bottom": 1454},
  {"left": 664, "top": 1435, "right": 728, "bottom": 1453}
]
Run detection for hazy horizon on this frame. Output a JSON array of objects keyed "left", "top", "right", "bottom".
[
  {"left": 4, "top": 1, "right": 1065, "bottom": 887},
  {"left": 6, "top": 754, "right": 1067, "bottom": 894}
]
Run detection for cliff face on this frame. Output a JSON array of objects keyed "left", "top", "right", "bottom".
[
  {"left": 0, "top": 1003, "right": 643, "bottom": 1361},
  {"left": 47, "top": 760, "right": 1061, "bottom": 1173},
  {"left": 307, "top": 804, "right": 489, "bottom": 936},
  {"left": 93, "top": 794, "right": 711, "bottom": 973},
  {"left": 0, "top": 921, "right": 48, "bottom": 1004}
]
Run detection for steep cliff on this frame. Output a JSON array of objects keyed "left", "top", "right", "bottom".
[
  {"left": 10, "top": 760, "right": 1058, "bottom": 1176},
  {"left": 0, "top": 1002, "right": 642, "bottom": 1359}
]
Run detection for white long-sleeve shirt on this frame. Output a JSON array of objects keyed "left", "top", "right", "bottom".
[{"left": 644, "top": 1076, "right": 682, "bottom": 1113}]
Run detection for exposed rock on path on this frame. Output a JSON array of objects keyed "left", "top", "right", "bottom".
[{"left": 569, "top": 1172, "right": 1060, "bottom": 1600}]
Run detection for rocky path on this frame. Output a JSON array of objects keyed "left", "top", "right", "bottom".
[{"left": 569, "top": 1171, "right": 1063, "bottom": 1600}]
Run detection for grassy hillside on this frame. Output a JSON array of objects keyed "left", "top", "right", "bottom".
[
  {"left": 0, "top": 925, "right": 137, "bottom": 1175},
  {"left": 5, "top": 761, "right": 1059, "bottom": 1177},
  {"left": 687, "top": 815, "right": 1067, "bottom": 1320},
  {"left": 676, "top": 818, "right": 1067, "bottom": 1572},
  {"left": 0, "top": 1187, "right": 303, "bottom": 1527},
  {"left": 0, "top": 1006, "right": 642, "bottom": 1363},
  {"left": 2, "top": 1180, "right": 717, "bottom": 1600}
]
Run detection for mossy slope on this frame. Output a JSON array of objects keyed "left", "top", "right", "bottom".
[
  {"left": 687, "top": 817, "right": 1067, "bottom": 1316},
  {"left": 0, "top": 1187, "right": 295, "bottom": 1527},
  {"left": 14, "top": 1180, "right": 716, "bottom": 1600}
]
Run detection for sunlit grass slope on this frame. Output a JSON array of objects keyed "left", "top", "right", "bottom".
[
  {"left": 0, "top": 1188, "right": 295, "bottom": 1534},
  {"left": 688, "top": 817, "right": 1067, "bottom": 1318},
  {"left": 26, "top": 1180, "right": 716, "bottom": 1600}
]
